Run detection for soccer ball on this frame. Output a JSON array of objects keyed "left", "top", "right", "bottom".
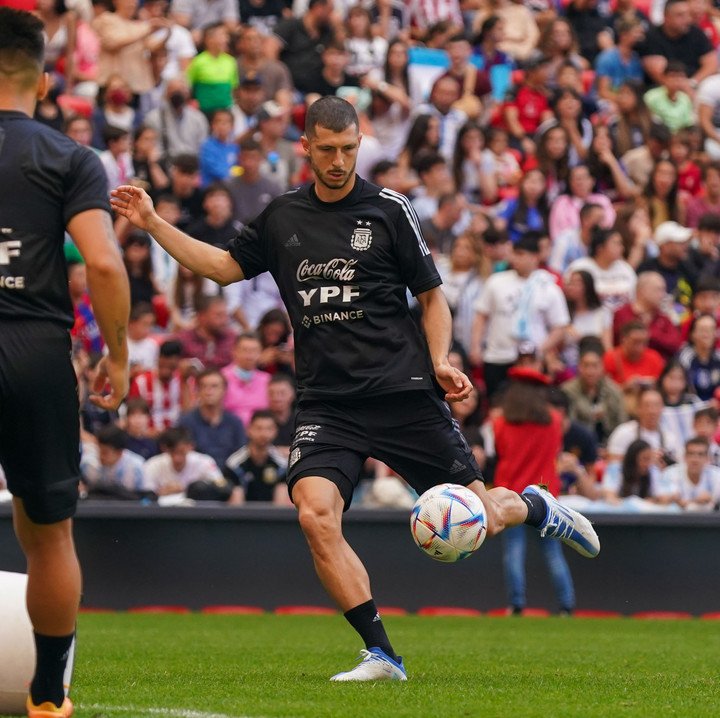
[{"left": 410, "top": 484, "right": 487, "bottom": 562}]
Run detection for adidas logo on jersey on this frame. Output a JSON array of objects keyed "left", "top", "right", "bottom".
[
  {"left": 285, "top": 233, "right": 301, "bottom": 247},
  {"left": 449, "top": 459, "right": 466, "bottom": 475}
]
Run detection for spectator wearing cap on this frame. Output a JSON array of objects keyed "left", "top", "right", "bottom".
[
  {"left": 638, "top": 220, "right": 697, "bottom": 317},
  {"left": 643, "top": 61, "right": 695, "bottom": 133},
  {"left": 234, "top": 25, "right": 293, "bottom": 110},
  {"left": 471, "top": 233, "right": 569, "bottom": 398},
  {"left": 199, "top": 108, "right": 239, "bottom": 186},
  {"left": 231, "top": 73, "right": 266, "bottom": 138},
  {"left": 637, "top": 0, "right": 717, "bottom": 92},
  {"left": 501, "top": 51, "right": 554, "bottom": 158},
  {"left": 144, "top": 78, "right": 209, "bottom": 160},
  {"left": 186, "top": 23, "right": 239, "bottom": 115},
  {"left": 613, "top": 271, "right": 682, "bottom": 360},
  {"left": 269, "top": 0, "right": 338, "bottom": 96},
  {"left": 594, "top": 18, "right": 645, "bottom": 104},
  {"left": 687, "top": 168, "right": 720, "bottom": 229},
  {"left": 225, "top": 138, "right": 283, "bottom": 226},
  {"left": 565, "top": 228, "right": 636, "bottom": 313},
  {"left": 252, "top": 101, "right": 300, "bottom": 191},
  {"left": 688, "top": 212, "right": 720, "bottom": 276}
]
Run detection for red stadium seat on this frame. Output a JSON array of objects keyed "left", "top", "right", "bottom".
[
  {"left": 633, "top": 611, "right": 693, "bottom": 620},
  {"left": 200, "top": 605, "right": 264, "bottom": 615},
  {"left": 128, "top": 605, "right": 192, "bottom": 614},
  {"left": 274, "top": 605, "right": 337, "bottom": 616},
  {"left": 701, "top": 613, "right": 720, "bottom": 620},
  {"left": 417, "top": 607, "right": 482, "bottom": 617}
]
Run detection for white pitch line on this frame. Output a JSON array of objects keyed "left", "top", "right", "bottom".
[{"left": 78, "top": 703, "right": 268, "bottom": 718}]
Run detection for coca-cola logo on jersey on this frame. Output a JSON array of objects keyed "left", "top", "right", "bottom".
[{"left": 296, "top": 258, "right": 358, "bottom": 283}]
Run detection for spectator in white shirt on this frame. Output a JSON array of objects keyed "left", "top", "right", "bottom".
[
  {"left": 127, "top": 302, "right": 160, "bottom": 374},
  {"left": 143, "top": 426, "right": 226, "bottom": 496},
  {"left": 657, "top": 436, "right": 720, "bottom": 509}
]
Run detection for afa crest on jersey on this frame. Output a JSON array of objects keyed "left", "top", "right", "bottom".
[{"left": 351, "top": 222, "right": 372, "bottom": 251}]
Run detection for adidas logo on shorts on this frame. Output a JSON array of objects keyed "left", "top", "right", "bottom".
[{"left": 449, "top": 459, "right": 466, "bottom": 475}]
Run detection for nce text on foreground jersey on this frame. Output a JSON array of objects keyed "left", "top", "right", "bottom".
[{"left": 228, "top": 177, "right": 442, "bottom": 399}]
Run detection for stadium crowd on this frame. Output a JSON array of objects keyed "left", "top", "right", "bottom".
[{"left": 2, "top": 0, "right": 720, "bottom": 512}]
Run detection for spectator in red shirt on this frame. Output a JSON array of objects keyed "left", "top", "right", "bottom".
[
  {"left": 492, "top": 366, "right": 575, "bottom": 615},
  {"left": 669, "top": 130, "right": 702, "bottom": 197},
  {"left": 501, "top": 51, "right": 554, "bottom": 157},
  {"left": 686, "top": 163, "right": 720, "bottom": 228},
  {"left": 129, "top": 339, "right": 191, "bottom": 434},
  {"left": 177, "top": 294, "right": 236, "bottom": 369},
  {"left": 604, "top": 320, "right": 666, "bottom": 390},
  {"left": 613, "top": 271, "right": 682, "bottom": 359}
]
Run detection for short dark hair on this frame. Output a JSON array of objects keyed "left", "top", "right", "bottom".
[
  {"left": 249, "top": 409, "right": 276, "bottom": 424},
  {"left": 305, "top": 96, "right": 358, "bottom": 139},
  {"left": 239, "top": 137, "right": 262, "bottom": 154},
  {"left": 171, "top": 153, "right": 200, "bottom": 174},
  {"left": 103, "top": 125, "right": 129, "bottom": 145},
  {"left": 686, "top": 436, "right": 710, "bottom": 451},
  {"left": 694, "top": 406, "right": 719, "bottom": 423},
  {"left": 620, "top": 319, "right": 648, "bottom": 337},
  {"left": 235, "top": 332, "right": 261, "bottom": 347},
  {"left": 203, "top": 182, "right": 232, "bottom": 201},
  {"left": 159, "top": 339, "right": 183, "bottom": 358},
  {"left": 578, "top": 335, "right": 605, "bottom": 358},
  {"left": 155, "top": 193, "right": 180, "bottom": 207},
  {"left": 648, "top": 123, "right": 672, "bottom": 145},
  {"left": 64, "top": 115, "right": 91, "bottom": 133},
  {"left": 158, "top": 426, "right": 192, "bottom": 449},
  {"left": 0, "top": 8, "right": 45, "bottom": 87},
  {"left": 369, "top": 159, "right": 398, "bottom": 183},
  {"left": 665, "top": 0, "right": 688, "bottom": 13},
  {"left": 197, "top": 367, "right": 227, "bottom": 388},
  {"left": 97, "top": 425, "right": 127, "bottom": 451},
  {"left": 130, "top": 301, "right": 155, "bottom": 322},
  {"left": 210, "top": 107, "right": 233, "bottom": 124},
  {"left": 579, "top": 202, "right": 603, "bottom": 222},
  {"left": 125, "top": 397, "right": 150, "bottom": 416},
  {"left": 194, "top": 293, "right": 225, "bottom": 314},
  {"left": 415, "top": 152, "right": 445, "bottom": 177}
]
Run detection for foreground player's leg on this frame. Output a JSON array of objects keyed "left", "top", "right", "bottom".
[
  {"left": 13, "top": 499, "right": 78, "bottom": 718},
  {"left": 467, "top": 481, "right": 600, "bottom": 558},
  {"left": 293, "top": 476, "right": 406, "bottom": 681}
]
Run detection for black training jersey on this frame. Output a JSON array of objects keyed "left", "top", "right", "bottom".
[
  {"left": 228, "top": 177, "right": 442, "bottom": 399},
  {"left": 0, "top": 110, "right": 110, "bottom": 328}
]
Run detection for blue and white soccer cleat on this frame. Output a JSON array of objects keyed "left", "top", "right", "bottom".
[
  {"left": 330, "top": 648, "right": 407, "bottom": 682},
  {"left": 523, "top": 485, "right": 600, "bottom": 558}
]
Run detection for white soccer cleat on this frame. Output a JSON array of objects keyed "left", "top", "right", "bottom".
[
  {"left": 523, "top": 485, "right": 600, "bottom": 558},
  {"left": 330, "top": 648, "right": 407, "bottom": 682}
]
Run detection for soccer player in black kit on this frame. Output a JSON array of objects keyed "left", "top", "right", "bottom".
[
  {"left": 0, "top": 9, "right": 130, "bottom": 717},
  {"left": 112, "top": 96, "right": 599, "bottom": 681}
]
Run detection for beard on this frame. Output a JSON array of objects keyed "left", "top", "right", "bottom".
[{"left": 311, "top": 156, "right": 357, "bottom": 191}]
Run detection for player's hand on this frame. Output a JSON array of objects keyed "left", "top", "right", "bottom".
[
  {"left": 89, "top": 355, "right": 129, "bottom": 411},
  {"left": 110, "top": 185, "right": 157, "bottom": 232},
  {"left": 435, "top": 363, "right": 473, "bottom": 403}
]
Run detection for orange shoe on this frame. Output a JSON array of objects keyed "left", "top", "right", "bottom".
[{"left": 26, "top": 696, "right": 74, "bottom": 718}]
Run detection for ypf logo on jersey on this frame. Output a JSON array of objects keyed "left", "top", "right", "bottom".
[
  {"left": 0, "top": 239, "right": 21, "bottom": 265},
  {"left": 351, "top": 220, "right": 372, "bottom": 251}
]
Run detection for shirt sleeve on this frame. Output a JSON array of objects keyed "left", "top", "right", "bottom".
[
  {"left": 64, "top": 146, "right": 111, "bottom": 225},
  {"left": 389, "top": 198, "right": 442, "bottom": 296},
  {"left": 227, "top": 209, "right": 271, "bottom": 279}
]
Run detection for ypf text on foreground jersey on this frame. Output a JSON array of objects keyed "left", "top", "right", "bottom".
[
  {"left": 228, "top": 177, "right": 442, "bottom": 399},
  {"left": 0, "top": 110, "right": 110, "bottom": 327}
]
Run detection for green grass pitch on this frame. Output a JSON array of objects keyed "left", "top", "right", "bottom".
[{"left": 5, "top": 613, "right": 720, "bottom": 718}]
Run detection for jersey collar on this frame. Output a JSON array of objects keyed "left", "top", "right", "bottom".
[{"left": 309, "top": 174, "right": 364, "bottom": 210}]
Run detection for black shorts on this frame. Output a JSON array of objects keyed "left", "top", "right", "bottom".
[
  {"left": 0, "top": 321, "right": 81, "bottom": 524},
  {"left": 286, "top": 389, "right": 483, "bottom": 511}
]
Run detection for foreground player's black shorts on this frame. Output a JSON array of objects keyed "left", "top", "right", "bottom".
[
  {"left": 286, "top": 389, "right": 483, "bottom": 511},
  {"left": 0, "top": 321, "right": 81, "bottom": 524}
]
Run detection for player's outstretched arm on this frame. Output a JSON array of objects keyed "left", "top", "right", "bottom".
[
  {"left": 416, "top": 286, "right": 473, "bottom": 403},
  {"left": 110, "top": 184, "right": 244, "bottom": 286},
  {"left": 67, "top": 209, "right": 130, "bottom": 410}
]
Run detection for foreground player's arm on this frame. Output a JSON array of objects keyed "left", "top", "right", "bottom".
[
  {"left": 67, "top": 209, "right": 130, "bottom": 410},
  {"left": 110, "top": 185, "right": 244, "bottom": 286},
  {"left": 416, "top": 286, "right": 473, "bottom": 402}
]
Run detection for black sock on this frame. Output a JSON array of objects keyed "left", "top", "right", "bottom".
[
  {"left": 344, "top": 600, "right": 399, "bottom": 662},
  {"left": 521, "top": 492, "right": 547, "bottom": 528},
  {"left": 30, "top": 632, "right": 74, "bottom": 707}
]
